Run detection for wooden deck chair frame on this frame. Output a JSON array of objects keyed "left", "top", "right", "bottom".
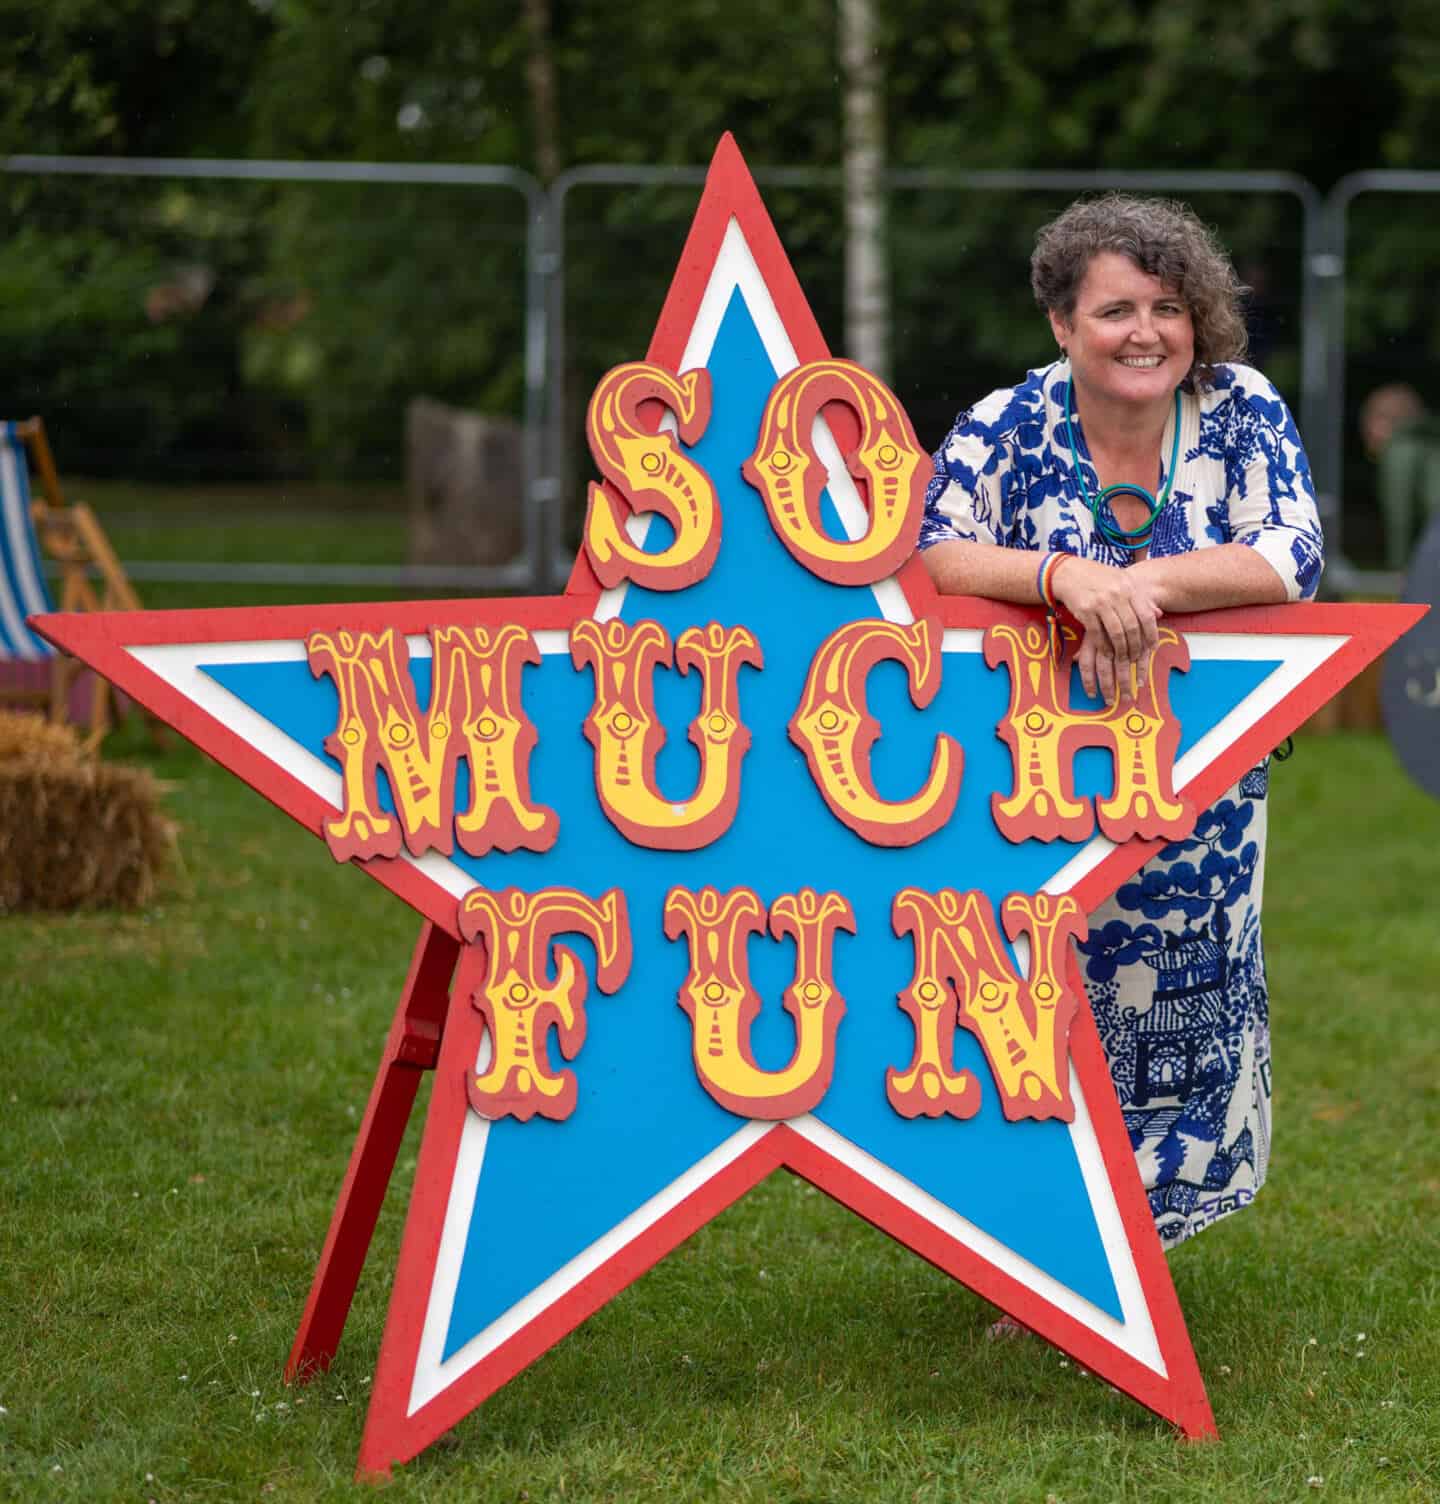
[{"left": 3, "top": 417, "right": 143, "bottom": 749}]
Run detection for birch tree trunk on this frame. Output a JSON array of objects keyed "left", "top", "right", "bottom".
[
  {"left": 839, "top": 0, "right": 888, "bottom": 381},
  {"left": 522, "top": 0, "right": 561, "bottom": 183}
]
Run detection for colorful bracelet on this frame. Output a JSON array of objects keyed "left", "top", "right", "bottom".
[
  {"left": 1036, "top": 551, "right": 1073, "bottom": 665},
  {"left": 1036, "top": 550, "right": 1073, "bottom": 610}
]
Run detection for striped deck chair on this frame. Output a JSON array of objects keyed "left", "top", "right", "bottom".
[
  {"left": 0, "top": 421, "right": 56, "bottom": 669},
  {"left": 0, "top": 418, "right": 142, "bottom": 747}
]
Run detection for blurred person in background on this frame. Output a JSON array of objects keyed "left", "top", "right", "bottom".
[{"left": 1359, "top": 382, "right": 1440, "bottom": 573}]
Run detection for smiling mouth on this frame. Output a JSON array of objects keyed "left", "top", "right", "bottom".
[{"left": 1117, "top": 356, "right": 1164, "bottom": 368}]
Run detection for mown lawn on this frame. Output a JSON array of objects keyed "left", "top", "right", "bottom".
[
  {"left": 2, "top": 725, "right": 1437, "bottom": 1502},
  {"left": 70, "top": 477, "right": 460, "bottom": 612},
  {"left": 79, "top": 478, "right": 409, "bottom": 564}
]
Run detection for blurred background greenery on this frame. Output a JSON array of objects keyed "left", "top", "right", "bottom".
[{"left": 2, "top": 1, "right": 1439, "bottom": 569}]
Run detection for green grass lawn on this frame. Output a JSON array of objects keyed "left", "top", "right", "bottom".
[
  {"left": 62, "top": 478, "right": 549, "bottom": 612},
  {"left": 62, "top": 478, "right": 459, "bottom": 612},
  {"left": 78, "top": 478, "right": 409, "bottom": 562},
  {"left": 2, "top": 727, "right": 1438, "bottom": 1502}
]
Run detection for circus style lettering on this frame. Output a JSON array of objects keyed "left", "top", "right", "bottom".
[
  {"left": 302, "top": 614, "right": 1198, "bottom": 865},
  {"left": 570, "top": 617, "right": 762, "bottom": 850},
  {"left": 888, "top": 887, "right": 1086, "bottom": 1122},
  {"left": 664, "top": 885, "right": 853, "bottom": 1119},
  {"left": 582, "top": 362, "right": 721, "bottom": 590},
  {"left": 306, "top": 623, "right": 557, "bottom": 865},
  {"left": 984, "top": 621, "right": 1193, "bottom": 845},
  {"left": 789, "top": 615, "right": 963, "bottom": 845},
  {"left": 743, "top": 358, "right": 928, "bottom": 585},
  {"left": 459, "top": 886, "right": 631, "bottom": 1122}
]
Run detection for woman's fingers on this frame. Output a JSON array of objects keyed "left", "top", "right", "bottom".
[
  {"left": 1053, "top": 562, "right": 1165, "bottom": 701},
  {"left": 1077, "top": 631, "right": 1100, "bottom": 699},
  {"left": 1094, "top": 640, "right": 1118, "bottom": 706},
  {"left": 1100, "top": 603, "right": 1144, "bottom": 669},
  {"left": 1095, "top": 606, "right": 1148, "bottom": 702},
  {"left": 1078, "top": 632, "right": 1121, "bottom": 705},
  {"left": 1081, "top": 636, "right": 1134, "bottom": 707}
]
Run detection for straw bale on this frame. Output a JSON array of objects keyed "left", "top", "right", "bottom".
[
  {"left": 0, "top": 710, "right": 83, "bottom": 767},
  {"left": 0, "top": 710, "right": 176, "bottom": 911}
]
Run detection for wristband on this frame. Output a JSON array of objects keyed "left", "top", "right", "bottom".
[
  {"left": 1036, "top": 551, "right": 1074, "bottom": 665},
  {"left": 1036, "top": 550, "right": 1073, "bottom": 610}
]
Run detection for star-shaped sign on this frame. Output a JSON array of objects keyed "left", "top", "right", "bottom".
[{"left": 35, "top": 136, "right": 1423, "bottom": 1479}]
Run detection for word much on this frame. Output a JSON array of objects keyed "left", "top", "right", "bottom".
[{"left": 307, "top": 615, "right": 1192, "bottom": 861}]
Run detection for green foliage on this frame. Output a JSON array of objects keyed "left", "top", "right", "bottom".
[
  {"left": 4, "top": 1, "right": 1440, "bottom": 491},
  {"left": 240, "top": 180, "right": 529, "bottom": 475},
  {"left": 1, "top": 727, "right": 1437, "bottom": 1499},
  {"left": 0, "top": 0, "right": 270, "bottom": 156}
]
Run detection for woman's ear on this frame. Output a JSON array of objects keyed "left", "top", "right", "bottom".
[{"left": 1048, "top": 307, "right": 1070, "bottom": 353}]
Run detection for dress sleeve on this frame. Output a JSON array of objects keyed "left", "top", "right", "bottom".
[
  {"left": 918, "top": 407, "right": 1012, "bottom": 551},
  {"left": 1218, "top": 370, "right": 1325, "bottom": 601}
]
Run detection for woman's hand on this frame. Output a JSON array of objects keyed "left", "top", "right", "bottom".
[
  {"left": 1077, "top": 633, "right": 1134, "bottom": 708},
  {"left": 1051, "top": 558, "right": 1164, "bottom": 703}
]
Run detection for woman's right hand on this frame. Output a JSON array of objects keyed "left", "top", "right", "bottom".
[{"left": 1051, "top": 558, "right": 1164, "bottom": 703}]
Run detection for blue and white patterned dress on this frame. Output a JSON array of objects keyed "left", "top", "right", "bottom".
[{"left": 920, "top": 358, "right": 1324, "bottom": 1248}]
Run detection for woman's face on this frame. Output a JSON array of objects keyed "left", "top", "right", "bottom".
[{"left": 1049, "top": 251, "right": 1194, "bottom": 413}]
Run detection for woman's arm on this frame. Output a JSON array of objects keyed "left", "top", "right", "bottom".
[
  {"left": 924, "top": 540, "right": 1288, "bottom": 698},
  {"left": 924, "top": 540, "right": 1168, "bottom": 705},
  {"left": 1211, "top": 369, "right": 1325, "bottom": 601},
  {"left": 1074, "top": 546, "right": 1287, "bottom": 705},
  {"left": 921, "top": 539, "right": 1049, "bottom": 602},
  {"left": 1127, "top": 543, "right": 1288, "bottom": 613}
]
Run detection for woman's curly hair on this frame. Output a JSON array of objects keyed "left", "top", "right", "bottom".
[{"left": 1030, "top": 193, "right": 1249, "bottom": 387}]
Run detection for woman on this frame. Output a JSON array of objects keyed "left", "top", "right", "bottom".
[{"left": 920, "top": 194, "right": 1324, "bottom": 1249}]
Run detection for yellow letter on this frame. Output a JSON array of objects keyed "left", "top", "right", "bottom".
[
  {"left": 984, "top": 621, "right": 1191, "bottom": 844},
  {"left": 743, "top": 359, "right": 927, "bottom": 584},
  {"left": 888, "top": 887, "right": 1086, "bottom": 1122},
  {"left": 665, "top": 885, "right": 853, "bottom": 1119},
  {"left": 582, "top": 362, "right": 721, "bottom": 590},
  {"left": 571, "top": 617, "right": 761, "bottom": 850},
  {"left": 307, "top": 624, "right": 558, "bottom": 864},
  {"left": 459, "top": 886, "right": 631, "bottom": 1122},
  {"left": 790, "top": 615, "right": 962, "bottom": 845}
]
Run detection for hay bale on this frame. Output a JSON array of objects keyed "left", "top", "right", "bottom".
[
  {"left": 0, "top": 711, "right": 83, "bottom": 766},
  {"left": 0, "top": 711, "right": 176, "bottom": 911}
]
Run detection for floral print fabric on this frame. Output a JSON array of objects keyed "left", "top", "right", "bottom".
[{"left": 920, "top": 359, "right": 1323, "bottom": 1247}]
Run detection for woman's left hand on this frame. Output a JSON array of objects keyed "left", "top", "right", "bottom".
[
  {"left": 1076, "top": 631, "right": 1133, "bottom": 707},
  {"left": 1051, "top": 557, "right": 1164, "bottom": 702}
]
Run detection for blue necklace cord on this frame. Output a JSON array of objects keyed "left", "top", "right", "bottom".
[{"left": 1063, "top": 380, "right": 1183, "bottom": 552}]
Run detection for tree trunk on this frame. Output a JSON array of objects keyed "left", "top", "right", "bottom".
[
  {"left": 839, "top": 0, "right": 888, "bottom": 381},
  {"left": 522, "top": 0, "right": 561, "bottom": 183}
]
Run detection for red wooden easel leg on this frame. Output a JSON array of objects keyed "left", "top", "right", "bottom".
[{"left": 286, "top": 920, "right": 461, "bottom": 1382}]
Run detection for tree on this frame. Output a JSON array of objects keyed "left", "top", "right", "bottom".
[
  {"left": 7, "top": 0, "right": 1440, "bottom": 506},
  {"left": 839, "top": 0, "right": 889, "bottom": 379}
]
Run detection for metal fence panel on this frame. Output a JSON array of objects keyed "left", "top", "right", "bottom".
[
  {"left": 1320, "top": 172, "right": 1440, "bottom": 593},
  {"left": 13, "top": 156, "right": 1371, "bottom": 598},
  {"left": 1, "top": 155, "right": 546, "bottom": 593},
  {"left": 547, "top": 166, "right": 1324, "bottom": 588}
]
